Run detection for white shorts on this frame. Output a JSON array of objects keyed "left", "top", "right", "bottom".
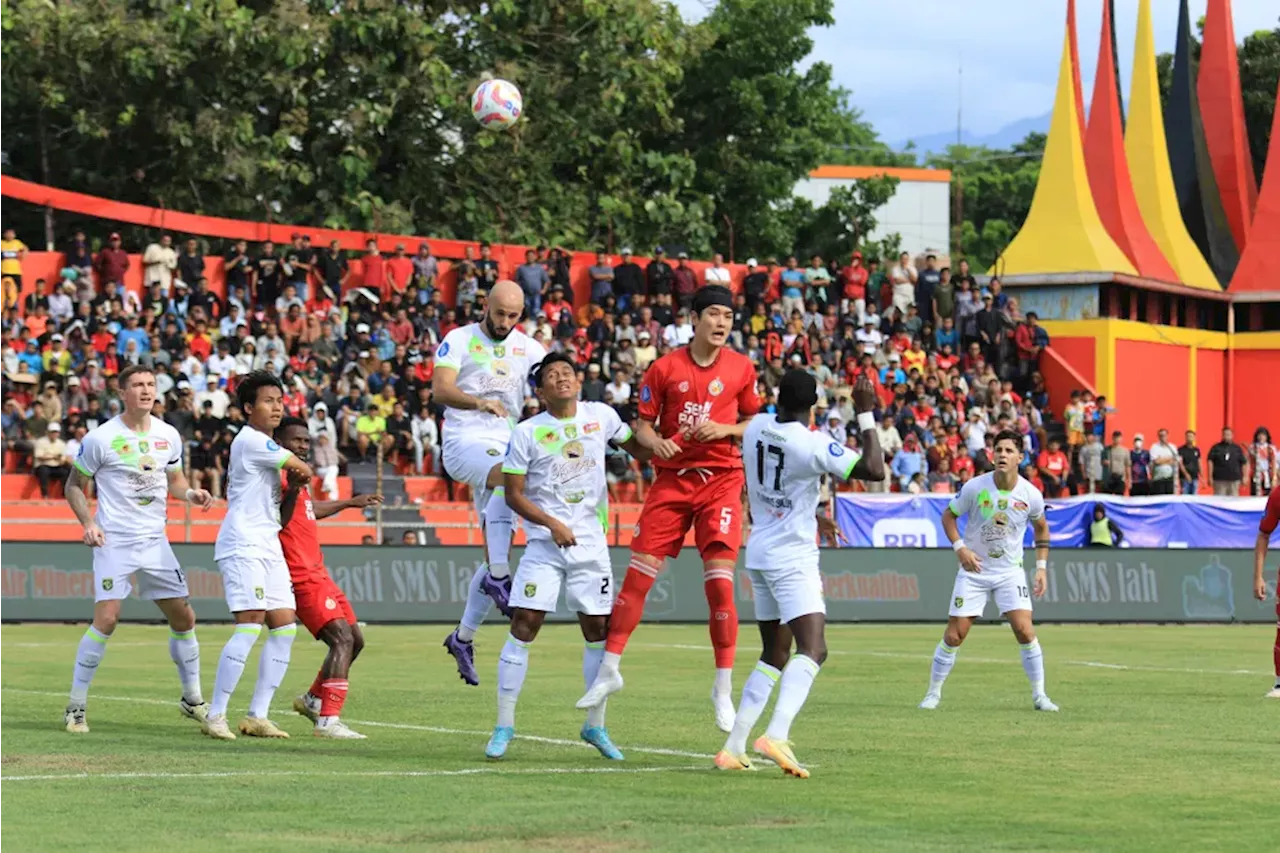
[
  {"left": 509, "top": 539, "right": 614, "bottom": 616},
  {"left": 92, "top": 537, "right": 188, "bottom": 603},
  {"left": 443, "top": 433, "right": 507, "bottom": 512},
  {"left": 218, "top": 554, "right": 295, "bottom": 613},
  {"left": 746, "top": 564, "right": 826, "bottom": 624},
  {"left": 948, "top": 570, "right": 1032, "bottom": 617}
]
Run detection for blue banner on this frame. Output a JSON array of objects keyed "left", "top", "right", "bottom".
[{"left": 834, "top": 494, "right": 1280, "bottom": 550}]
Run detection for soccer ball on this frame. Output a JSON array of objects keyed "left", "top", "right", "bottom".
[{"left": 472, "top": 79, "right": 522, "bottom": 131}]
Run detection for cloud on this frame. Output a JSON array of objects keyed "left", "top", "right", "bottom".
[{"left": 674, "top": 0, "right": 1277, "bottom": 146}]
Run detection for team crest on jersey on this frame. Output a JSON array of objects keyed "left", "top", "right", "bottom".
[
  {"left": 708, "top": 378, "right": 724, "bottom": 396},
  {"left": 563, "top": 440, "right": 585, "bottom": 460},
  {"left": 564, "top": 424, "right": 578, "bottom": 440},
  {"left": 486, "top": 448, "right": 500, "bottom": 456},
  {"left": 640, "top": 385, "right": 651, "bottom": 403},
  {"left": 102, "top": 578, "right": 114, "bottom": 591},
  {"left": 953, "top": 596, "right": 963, "bottom": 608},
  {"left": 997, "top": 498, "right": 1008, "bottom": 510},
  {"left": 678, "top": 380, "right": 689, "bottom": 393},
  {"left": 493, "top": 344, "right": 506, "bottom": 358},
  {"left": 138, "top": 440, "right": 150, "bottom": 453},
  {"left": 524, "top": 583, "right": 537, "bottom": 598},
  {"left": 437, "top": 341, "right": 450, "bottom": 357},
  {"left": 325, "top": 597, "right": 337, "bottom": 611},
  {"left": 254, "top": 587, "right": 265, "bottom": 600},
  {"left": 583, "top": 422, "right": 600, "bottom": 434}
]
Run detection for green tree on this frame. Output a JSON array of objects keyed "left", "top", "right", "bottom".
[{"left": 790, "top": 176, "right": 901, "bottom": 264}]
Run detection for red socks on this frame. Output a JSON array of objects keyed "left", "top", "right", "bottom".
[
  {"left": 318, "top": 679, "right": 349, "bottom": 718},
  {"left": 309, "top": 672, "right": 325, "bottom": 699},
  {"left": 604, "top": 560, "right": 659, "bottom": 656},
  {"left": 703, "top": 567, "right": 737, "bottom": 669}
]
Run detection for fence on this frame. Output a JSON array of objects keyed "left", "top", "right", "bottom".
[{"left": 1, "top": 545, "right": 1271, "bottom": 623}]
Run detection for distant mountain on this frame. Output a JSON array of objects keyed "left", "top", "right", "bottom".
[{"left": 893, "top": 111, "right": 1051, "bottom": 159}]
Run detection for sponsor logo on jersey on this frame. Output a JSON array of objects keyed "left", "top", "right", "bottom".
[
  {"left": 640, "top": 385, "right": 651, "bottom": 403},
  {"left": 539, "top": 430, "right": 560, "bottom": 444},
  {"left": 266, "top": 439, "right": 282, "bottom": 452},
  {"left": 325, "top": 597, "right": 337, "bottom": 610},
  {"left": 565, "top": 489, "right": 586, "bottom": 504},
  {"left": 828, "top": 442, "right": 845, "bottom": 457},
  {"left": 563, "top": 440, "right": 585, "bottom": 460},
  {"left": 512, "top": 345, "right": 525, "bottom": 356},
  {"left": 678, "top": 380, "right": 689, "bottom": 393},
  {"left": 436, "top": 341, "right": 450, "bottom": 358},
  {"left": 677, "top": 401, "right": 713, "bottom": 433},
  {"left": 154, "top": 439, "right": 170, "bottom": 450},
  {"left": 492, "top": 360, "right": 511, "bottom": 378},
  {"left": 708, "top": 378, "right": 724, "bottom": 396},
  {"left": 583, "top": 422, "right": 600, "bottom": 434},
  {"left": 1013, "top": 500, "right": 1029, "bottom": 511},
  {"left": 117, "top": 442, "right": 132, "bottom": 456},
  {"left": 524, "top": 583, "right": 537, "bottom": 598},
  {"left": 139, "top": 455, "right": 157, "bottom": 472},
  {"left": 486, "top": 448, "right": 500, "bottom": 456}
]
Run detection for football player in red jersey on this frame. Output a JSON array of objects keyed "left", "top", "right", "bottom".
[
  {"left": 578, "top": 285, "right": 761, "bottom": 731},
  {"left": 276, "top": 417, "right": 384, "bottom": 737},
  {"left": 1254, "top": 484, "right": 1280, "bottom": 699}
]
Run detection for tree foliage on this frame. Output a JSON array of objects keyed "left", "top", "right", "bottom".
[{"left": 0, "top": 0, "right": 900, "bottom": 260}]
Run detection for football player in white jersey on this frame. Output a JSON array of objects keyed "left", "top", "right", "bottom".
[
  {"left": 435, "top": 279, "right": 546, "bottom": 685},
  {"left": 203, "top": 371, "right": 314, "bottom": 740},
  {"left": 63, "top": 365, "right": 215, "bottom": 733},
  {"left": 919, "top": 428, "right": 1058, "bottom": 712},
  {"left": 715, "top": 370, "right": 883, "bottom": 777},
  {"left": 483, "top": 352, "right": 651, "bottom": 760}
]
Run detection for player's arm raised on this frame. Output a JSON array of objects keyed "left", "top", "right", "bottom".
[
  {"left": 313, "top": 492, "right": 384, "bottom": 520},
  {"left": 846, "top": 373, "right": 885, "bottom": 482},
  {"left": 279, "top": 468, "right": 308, "bottom": 526}
]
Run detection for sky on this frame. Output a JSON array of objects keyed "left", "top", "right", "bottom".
[{"left": 675, "top": 0, "right": 1278, "bottom": 148}]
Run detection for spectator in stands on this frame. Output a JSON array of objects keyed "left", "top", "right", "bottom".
[
  {"left": 32, "top": 421, "right": 70, "bottom": 498},
  {"left": 892, "top": 433, "right": 924, "bottom": 491},
  {"left": 644, "top": 246, "right": 672, "bottom": 301},
  {"left": 915, "top": 254, "right": 940, "bottom": 327},
  {"left": 143, "top": 234, "right": 178, "bottom": 295},
  {"left": 672, "top": 252, "right": 697, "bottom": 311},
  {"left": 177, "top": 238, "right": 204, "bottom": 291},
  {"left": 889, "top": 251, "right": 917, "bottom": 319},
  {"left": 1207, "top": 427, "right": 1248, "bottom": 496},
  {"left": 1086, "top": 504, "right": 1125, "bottom": 548},
  {"left": 354, "top": 402, "right": 390, "bottom": 463},
  {"left": 411, "top": 404, "right": 439, "bottom": 475},
  {"left": 516, "top": 248, "right": 549, "bottom": 317},
  {"left": 1014, "top": 311, "right": 1043, "bottom": 382},
  {"left": 1037, "top": 437, "right": 1068, "bottom": 497},
  {"left": 663, "top": 308, "right": 694, "bottom": 350},
  {"left": 1104, "top": 431, "right": 1131, "bottom": 495},
  {"left": 1177, "top": 429, "right": 1202, "bottom": 495},
  {"left": 1079, "top": 431, "right": 1104, "bottom": 494},
  {"left": 1149, "top": 428, "right": 1179, "bottom": 496},
  {"left": 94, "top": 232, "right": 130, "bottom": 294},
  {"left": 1249, "top": 427, "right": 1276, "bottom": 497},
  {"left": 1, "top": 228, "right": 28, "bottom": 296}
]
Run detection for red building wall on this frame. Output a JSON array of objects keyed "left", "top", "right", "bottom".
[{"left": 1113, "top": 339, "right": 1191, "bottom": 440}]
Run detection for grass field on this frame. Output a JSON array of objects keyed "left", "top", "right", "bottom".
[{"left": 2, "top": 621, "right": 1277, "bottom": 851}]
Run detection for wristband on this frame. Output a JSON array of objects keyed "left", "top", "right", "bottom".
[
  {"left": 856, "top": 412, "right": 876, "bottom": 433},
  {"left": 951, "top": 539, "right": 965, "bottom": 552},
  {"left": 1035, "top": 559, "right": 1047, "bottom": 571},
  {"left": 184, "top": 488, "right": 198, "bottom": 503}
]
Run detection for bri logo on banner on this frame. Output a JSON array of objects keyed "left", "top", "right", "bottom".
[{"left": 871, "top": 518, "right": 937, "bottom": 548}]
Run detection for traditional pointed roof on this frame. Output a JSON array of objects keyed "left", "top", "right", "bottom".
[
  {"left": 1066, "top": 0, "right": 1086, "bottom": 141},
  {"left": 1227, "top": 80, "right": 1280, "bottom": 295},
  {"left": 1124, "top": 0, "right": 1220, "bottom": 291},
  {"left": 1198, "top": 0, "right": 1258, "bottom": 251},
  {"left": 1084, "top": 0, "right": 1177, "bottom": 280},
  {"left": 995, "top": 25, "right": 1134, "bottom": 277}
]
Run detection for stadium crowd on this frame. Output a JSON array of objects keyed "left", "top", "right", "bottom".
[{"left": 1, "top": 228, "right": 1275, "bottom": 502}]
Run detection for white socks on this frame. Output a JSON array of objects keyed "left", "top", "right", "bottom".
[
  {"left": 764, "top": 655, "right": 821, "bottom": 742},
  {"left": 723, "top": 660, "right": 780, "bottom": 755},
  {"left": 484, "top": 488, "right": 514, "bottom": 580},
  {"left": 1019, "top": 639, "right": 1046, "bottom": 696},
  {"left": 210, "top": 624, "right": 261, "bottom": 718},
  {"left": 582, "top": 641, "right": 607, "bottom": 728},
  {"left": 68, "top": 625, "right": 111, "bottom": 705},
  {"left": 248, "top": 624, "right": 296, "bottom": 718},
  {"left": 928, "top": 640, "right": 958, "bottom": 694},
  {"left": 496, "top": 633, "right": 530, "bottom": 728},
  {"left": 168, "top": 628, "right": 203, "bottom": 704},
  {"left": 456, "top": 564, "right": 491, "bottom": 642},
  {"left": 713, "top": 667, "right": 733, "bottom": 697}
]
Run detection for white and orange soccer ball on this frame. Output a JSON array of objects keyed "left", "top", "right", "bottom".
[{"left": 471, "top": 79, "right": 523, "bottom": 131}]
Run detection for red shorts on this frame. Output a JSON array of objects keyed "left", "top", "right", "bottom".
[
  {"left": 632, "top": 467, "right": 745, "bottom": 561},
  {"left": 292, "top": 570, "right": 357, "bottom": 638}
]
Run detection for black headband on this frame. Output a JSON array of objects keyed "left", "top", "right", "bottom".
[{"left": 692, "top": 285, "right": 734, "bottom": 315}]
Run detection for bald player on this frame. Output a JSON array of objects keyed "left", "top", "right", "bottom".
[{"left": 436, "top": 279, "right": 547, "bottom": 685}]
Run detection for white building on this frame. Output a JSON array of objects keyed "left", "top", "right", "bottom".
[{"left": 793, "top": 165, "right": 952, "bottom": 258}]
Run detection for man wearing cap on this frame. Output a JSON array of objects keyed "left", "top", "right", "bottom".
[
  {"left": 44, "top": 333, "right": 72, "bottom": 376},
  {"left": 742, "top": 258, "right": 768, "bottom": 313},
  {"left": 435, "top": 280, "right": 548, "bottom": 686},
  {"left": 33, "top": 421, "right": 71, "bottom": 498},
  {"left": 94, "top": 233, "right": 131, "bottom": 292},
  {"left": 612, "top": 248, "right": 643, "bottom": 311},
  {"left": 633, "top": 329, "right": 657, "bottom": 371},
  {"left": 643, "top": 246, "right": 672, "bottom": 299}
]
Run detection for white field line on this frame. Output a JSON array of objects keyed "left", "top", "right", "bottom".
[
  {"left": 636, "top": 642, "right": 1274, "bottom": 677},
  {"left": 2, "top": 689, "right": 717, "bottom": 761},
  {"left": 2, "top": 765, "right": 707, "bottom": 783}
]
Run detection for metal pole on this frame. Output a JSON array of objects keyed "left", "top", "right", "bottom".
[{"left": 375, "top": 441, "right": 385, "bottom": 544}]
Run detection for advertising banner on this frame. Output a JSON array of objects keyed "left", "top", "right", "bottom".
[{"left": 1, "top": 544, "right": 1273, "bottom": 624}]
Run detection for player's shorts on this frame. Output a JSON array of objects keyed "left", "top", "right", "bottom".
[
  {"left": 92, "top": 537, "right": 188, "bottom": 603},
  {"left": 509, "top": 539, "right": 614, "bottom": 616},
  {"left": 948, "top": 570, "right": 1032, "bottom": 617},
  {"left": 218, "top": 553, "right": 296, "bottom": 613},
  {"left": 631, "top": 467, "right": 745, "bottom": 561},
  {"left": 746, "top": 564, "right": 825, "bottom": 624},
  {"left": 442, "top": 432, "right": 507, "bottom": 511},
  {"left": 292, "top": 569, "right": 357, "bottom": 638}
]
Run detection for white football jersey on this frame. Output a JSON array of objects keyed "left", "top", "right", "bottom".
[
  {"left": 434, "top": 323, "right": 546, "bottom": 442},
  {"left": 214, "top": 425, "right": 293, "bottom": 561},
  {"left": 948, "top": 471, "right": 1045, "bottom": 574},
  {"left": 501, "top": 402, "right": 631, "bottom": 555},
  {"left": 743, "top": 414, "right": 860, "bottom": 570},
  {"left": 73, "top": 416, "right": 183, "bottom": 544}
]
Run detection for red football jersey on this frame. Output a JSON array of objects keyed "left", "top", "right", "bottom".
[
  {"left": 1261, "top": 485, "right": 1280, "bottom": 537},
  {"left": 637, "top": 347, "right": 761, "bottom": 470},
  {"left": 278, "top": 474, "right": 325, "bottom": 581}
]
